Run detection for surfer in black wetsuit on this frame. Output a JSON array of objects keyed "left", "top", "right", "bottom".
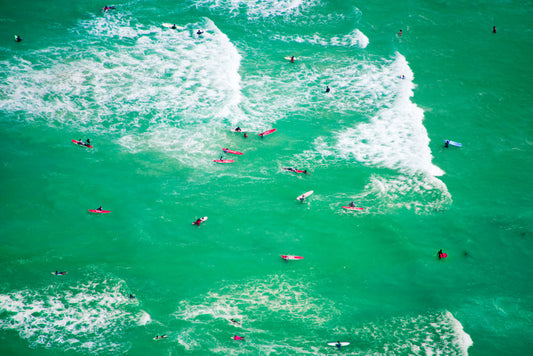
[
  {"left": 197, "top": 30, "right": 204, "bottom": 35},
  {"left": 235, "top": 127, "right": 241, "bottom": 132},
  {"left": 86, "top": 139, "right": 91, "bottom": 146},
  {"left": 97, "top": 206, "right": 103, "bottom": 211},
  {"left": 325, "top": 86, "right": 330, "bottom": 93},
  {"left": 14, "top": 35, "right": 22, "bottom": 42},
  {"left": 290, "top": 56, "right": 295, "bottom": 63},
  {"left": 444, "top": 140, "right": 449, "bottom": 148}
]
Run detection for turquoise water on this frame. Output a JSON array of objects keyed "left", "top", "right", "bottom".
[{"left": 1, "top": 0, "right": 532, "bottom": 355}]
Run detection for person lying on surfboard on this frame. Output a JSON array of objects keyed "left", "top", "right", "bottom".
[
  {"left": 102, "top": 6, "right": 116, "bottom": 12},
  {"left": 234, "top": 126, "right": 242, "bottom": 132},
  {"left": 55, "top": 271, "right": 67, "bottom": 275},
  {"left": 234, "top": 335, "right": 245, "bottom": 340},
  {"left": 193, "top": 218, "right": 203, "bottom": 226},
  {"left": 96, "top": 206, "right": 103, "bottom": 211}
]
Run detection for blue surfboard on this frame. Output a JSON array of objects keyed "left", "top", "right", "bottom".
[{"left": 444, "top": 140, "right": 462, "bottom": 147}]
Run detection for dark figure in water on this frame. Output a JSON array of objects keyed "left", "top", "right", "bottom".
[
  {"left": 244, "top": 133, "right": 248, "bottom": 138},
  {"left": 398, "top": 29, "right": 403, "bottom": 36},
  {"left": 325, "top": 86, "right": 330, "bottom": 93},
  {"left": 86, "top": 139, "right": 91, "bottom": 145},
  {"left": 197, "top": 30, "right": 204, "bottom": 35},
  {"left": 438, "top": 249, "right": 446, "bottom": 259},
  {"left": 493, "top": 26, "right": 497, "bottom": 33},
  {"left": 103, "top": 6, "right": 116, "bottom": 12},
  {"left": 444, "top": 140, "right": 449, "bottom": 148},
  {"left": 290, "top": 56, "right": 295, "bottom": 63},
  {"left": 14, "top": 35, "right": 22, "bottom": 42},
  {"left": 129, "top": 294, "right": 135, "bottom": 299},
  {"left": 336, "top": 341, "right": 342, "bottom": 349}
]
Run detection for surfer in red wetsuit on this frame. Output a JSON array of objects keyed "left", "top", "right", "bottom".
[
  {"left": 493, "top": 26, "right": 496, "bottom": 33},
  {"left": 438, "top": 249, "right": 446, "bottom": 259},
  {"left": 290, "top": 56, "right": 295, "bottom": 63},
  {"left": 193, "top": 218, "right": 202, "bottom": 226}
]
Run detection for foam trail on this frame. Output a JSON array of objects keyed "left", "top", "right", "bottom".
[
  {"left": 273, "top": 29, "right": 369, "bottom": 49},
  {"left": 193, "top": 0, "right": 316, "bottom": 19}
]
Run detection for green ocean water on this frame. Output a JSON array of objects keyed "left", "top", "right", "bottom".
[{"left": 0, "top": 0, "right": 532, "bottom": 355}]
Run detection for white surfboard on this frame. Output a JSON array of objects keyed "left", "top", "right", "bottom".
[
  {"left": 296, "top": 191, "right": 313, "bottom": 201},
  {"left": 327, "top": 342, "right": 350, "bottom": 346},
  {"left": 162, "top": 23, "right": 184, "bottom": 30}
]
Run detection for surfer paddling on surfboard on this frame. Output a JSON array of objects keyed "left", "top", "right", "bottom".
[
  {"left": 54, "top": 271, "right": 67, "bottom": 275},
  {"left": 233, "top": 335, "right": 245, "bottom": 340},
  {"left": 438, "top": 249, "right": 447, "bottom": 259}
]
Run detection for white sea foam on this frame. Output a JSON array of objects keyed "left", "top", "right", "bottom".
[
  {"left": 193, "top": 0, "right": 317, "bottom": 19},
  {"left": 173, "top": 274, "right": 339, "bottom": 328},
  {"left": 0, "top": 277, "right": 147, "bottom": 353},
  {"left": 273, "top": 28, "right": 369, "bottom": 49},
  {"left": 334, "top": 310, "right": 472, "bottom": 355},
  {"left": 293, "top": 53, "right": 449, "bottom": 212},
  {"left": 0, "top": 16, "right": 245, "bottom": 168}
]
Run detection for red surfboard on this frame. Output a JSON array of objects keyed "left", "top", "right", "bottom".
[
  {"left": 72, "top": 139, "right": 93, "bottom": 148},
  {"left": 342, "top": 206, "right": 364, "bottom": 211},
  {"left": 259, "top": 128, "right": 276, "bottom": 137},
  {"left": 222, "top": 148, "right": 243, "bottom": 155},
  {"left": 283, "top": 167, "right": 307, "bottom": 174},
  {"left": 282, "top": 255, "right": 303, "bottom": 260},
  {"left": 89, "top": 209, "right": 111, "bottom": 213},
  {"left": 214, "top": 159, "right": 235, "bottom": 163}
]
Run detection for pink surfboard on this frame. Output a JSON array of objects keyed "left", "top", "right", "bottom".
[
  {"left": 282, "top": 255, "right": 304, "bottom": 260},
  {"left": 222, "top": 148, "right": 243, "bottom": 155},
  {"left": 214, "top": 159, "right": 235, "bottom": 163},
  {"left": 342, "top": 206, "right": 364, "bottom": 211},
  {"left": 72, "top": 139, "right": 93, "bottom": 148},
  {"left": 89, "top": 209, "right": 111, "bottom": 213},
  {"left": 283, "top": 167, "right": 307, "bottom": 174},
  {"left": 259, "top": 128, "right": 276, "bottom": 137}
]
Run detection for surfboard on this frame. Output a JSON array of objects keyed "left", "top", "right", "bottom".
[
  {"left": 444, "top": 140, "right": 462, "bottom": 147},
  {"left": 89, "top": 209, "right": 111, "bottom": 213},
  {"left": 222, "top": 148, "right": 243, "bottom": 155},
  {"left": 259, "top": 128, "right": 276, "bottom": 137},
  {"left": 283, "top": 167, "right": 307, "bottom": 174},
  {"left": 327, "top": 342, "right": 350, "bottom": 347},
  {"left": 192, "top": 216, "right": 208, "bottom": 225},
  {"left": 342, "top": 206, "right": 364, "bottom": 211},
  {"left": 281, "top": 255, "right": 303, "bottom": 260},
  {"left": 72, "top": 139, "right": 93, "bottom": 148},
  {"left": 296, "top": 190, "right": 313, "bottom": 201},
  {"left": 214, "top": 159, "right": 235, "bottom": 163},
  {"left": 284, "top": 56, "right": 298, "bottom": 61},
  {"left": 162, "top": 23, "right": 184, "bottom": 29}
]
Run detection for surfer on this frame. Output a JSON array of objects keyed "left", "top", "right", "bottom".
[
  {"left": 299, "top": 195, "right": 305, "bottom": 202},
  {"left": 55, "top": 271, "right": 66, "bottom": 275},
  {"left": 290, "top": 56, "right": 295, "bottom": 63},
  {"left": 193, "top": 218, "right": 203, "bottom": 226},
  {"left": 349, "top": 201, "right": 355, "bottom": 207},
  {"left": 102, "top": 6, "right": 116, "bottom": 12},
  {"left": 234, "top": 126, "right": 242, "bottom": 132},
  {"left": 129, "top": 294, "right": 135, "bottom": 299},
  {"left": 230, "top": 319, "right": 240, "bottom": 325},
  {"left": 86, "top": 139, "right": 91, "bottom": 146},
  {"left": 336, "top": 341, "right": 342, "bottom": 349},
  {"left": 197, "top": 30, "right": 204, "bottom": 35},
  {"left": 244, "top": 133, "right": 248, "bottom": 138},
  {"left": 438, "top": 249, "right": 445, "bottom": 259},
  {"left": 234, "top": 335, "right": 245, "bottom": 340},
  {"left": 154, "top": 335, "right": 167, "bottom": 340},
  {"left": 97, "top": 206, "right": 103, "bottom": 211},
  {"left": 493, "top": 26, "right": 497, "bottom": 33},
  {"left": 325, "top": 86, "right": 330, "bottom": 93},
  {"left": 14, "top": 35, "right": 22, "bottom": 42},
  {"left": 444, "top": 140, "right": 449, "bottom": 148},
  {"left": 399, "top": 29, "right": 403, "bottom": 36},
  {"left": 259, "top": 133, "right": 264, "bottom": 138}
]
